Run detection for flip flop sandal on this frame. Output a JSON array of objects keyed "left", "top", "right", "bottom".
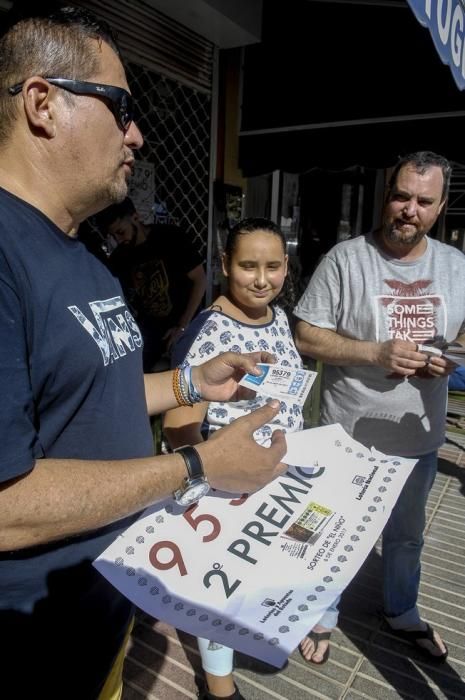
[
  {"left": 299, "top": 630, "right": 331, "bottom": 665},
  {"left": 389, "top": 623, "right": 448, "bottom": 663}
]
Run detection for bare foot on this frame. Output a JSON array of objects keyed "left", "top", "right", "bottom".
[{"left": 299, "top": 624, "right": 332, "bottom": 663}]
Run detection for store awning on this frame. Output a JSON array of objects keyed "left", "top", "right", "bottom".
[
  {"left": 239, "top": 0, "right": 465, "bottom": 175},
  {"left": 239, "top": 111, "right": 465, "bottom": 175},
  {"left": 407, "top": 0, "right": 465, "bottom": 91}
]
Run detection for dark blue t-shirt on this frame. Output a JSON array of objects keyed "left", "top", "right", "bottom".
[{"left": 0, "top": 189, "right": 154, "bottom": 697}]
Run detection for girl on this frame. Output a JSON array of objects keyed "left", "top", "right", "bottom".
[{"left": 163, "top": 218, "right": 332, "bottom": 700}]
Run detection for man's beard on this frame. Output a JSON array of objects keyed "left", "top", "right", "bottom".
[
  {"left": 108, "top": 154, "right": 134, "bottom": 204},
  {"left": 384, "top": 222, "right": 424, "bottom": 247},
  {"left": 107, "top": 177, "right": 129, "bottom": 205}
]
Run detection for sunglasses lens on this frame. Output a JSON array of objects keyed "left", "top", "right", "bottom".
[{"left": 118, "top": 93, "right": 133, "bottom": 130}]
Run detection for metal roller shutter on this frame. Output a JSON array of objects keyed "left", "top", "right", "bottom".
[{"left": 79, "top": 0, "right": 214, "bottom": 94}]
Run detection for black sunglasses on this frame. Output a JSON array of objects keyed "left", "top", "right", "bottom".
[{"left": 8, "top": 77, "right": 134, "bottom": 131}]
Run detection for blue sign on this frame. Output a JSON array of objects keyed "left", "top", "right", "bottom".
[{"left": 407, "top": 0, "right": 465, "bottom": 90}]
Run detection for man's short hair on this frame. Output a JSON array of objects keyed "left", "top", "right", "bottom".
[
  {"left": 95, "top": 197, "right": 136, "bottom": 233},
  {"left": 0, "top": 3, "right": 121, "bottom": 145},
  {"left": 387, "top": 151, "right": 452, "bottom": 203}
]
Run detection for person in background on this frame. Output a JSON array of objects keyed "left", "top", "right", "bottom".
[
  {"left": 77, "top": 216, "right": 109, "bottom": 263},
  {"left": 164, "top": 218, "right": 334, "bottom": 699},
  {"left": 96, "top": 196, "right": 207, "bottom": 370},
  {"left": 0, "top": 6, "right": 287, "bottom": 698},
  {"left": 448, "top": 365, "right": 465, "bottom": 391},
  {"left": 294, "top": 151, "right": 465, "bottom": 664}
]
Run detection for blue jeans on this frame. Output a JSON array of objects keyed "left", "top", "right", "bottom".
[
  {"left": 382, "top": 450, "right": 438, "bottom": 628},
  {"left": 320, "top": 451, "right": 438, "bottom": 631}
]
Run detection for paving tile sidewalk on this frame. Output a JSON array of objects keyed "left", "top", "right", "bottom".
[{"left": 122, "top": 456, "right": 465, "bottom": 700}]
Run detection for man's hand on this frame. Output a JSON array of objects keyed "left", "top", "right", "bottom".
[
  {"left": 375, "top": 340, "right": 428, "bottom": 376},
  {"left": 196, "top": 400, "right": 287, "bottom": 493},
  {"left": 423, "top": 355, "right": 457, "bottom": 378},
  {"left": 192, "top": 351, "right": 277, "bottom": 402}
]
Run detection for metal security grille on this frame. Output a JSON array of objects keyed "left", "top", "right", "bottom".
[
  {"left": 128, "top": 61, "right": 211, "bottom": 257},
  {"left": 77, "top": 0, "right": 214, "bottom": 256}
]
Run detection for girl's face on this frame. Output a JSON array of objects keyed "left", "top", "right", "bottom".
[{"left": 222, "top": 230, "right": 288, "bottom": 316}]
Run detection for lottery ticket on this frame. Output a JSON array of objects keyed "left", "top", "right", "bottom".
[
  {"left": 417, "top": 343, "right": 465, "bottom": 366},
  {"left": 282, "top": 501, "right": 335, "bottom": 545},
  {"left": 443, "top": 344, "right": 465, "bottom": 366},
  {"left": 416, "top": 343, "right": 442, "bottom": 357},
  {"left": 239, "top": 363, "right": 317, "bottom": 406}
]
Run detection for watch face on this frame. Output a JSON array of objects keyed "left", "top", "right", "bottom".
[{"left": 175, "top": 480, "right": 210, "bottom": 506}]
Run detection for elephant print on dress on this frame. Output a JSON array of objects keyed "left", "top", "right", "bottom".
[
  {"left": 220, "top": 331, "right": 233, "bottom": 344},
  {"left": 199, "top": 341, "right": 215, "bottom": 357}
]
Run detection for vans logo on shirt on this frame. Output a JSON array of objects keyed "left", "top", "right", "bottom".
[{"left": 68, "top": 296, "right": 142, "bottom": 365}]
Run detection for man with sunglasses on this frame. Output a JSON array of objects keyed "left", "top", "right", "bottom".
[{"left": 0, "top": 5, "right": 286, "bottom": 698}]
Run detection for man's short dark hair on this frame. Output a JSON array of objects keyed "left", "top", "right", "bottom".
[
  {"left": 0, "top": 3, "right": 121, "bottom": 145},
  {"left": 95, "top": 197, "right": 136, "bottom": 232},
  {"left": 387, "top": 151, "right": 452, "bottom": 203}
]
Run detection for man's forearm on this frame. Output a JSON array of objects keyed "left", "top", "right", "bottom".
[
  {"left": 178, "top": 277, "right": 206, "bottom": 329},
  {"left": 1, "top": 399, "right": 287, "bottom": 551},
  {"left": 0, "top": 453, "right": 186, "bottom": 551},
  {"left": 295, "top": 322, "right": 378, "bottom": 366},
  {"left": 144, "top": 370, "right": 180, "bottom": 415}
]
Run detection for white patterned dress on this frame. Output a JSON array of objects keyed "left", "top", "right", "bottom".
[{"left": 172, "top": 305, "right": 304, "bottom": 442}]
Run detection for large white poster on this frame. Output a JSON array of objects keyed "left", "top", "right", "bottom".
[{"left": 94, "top": 424, "right": 416, "bottom": 668}]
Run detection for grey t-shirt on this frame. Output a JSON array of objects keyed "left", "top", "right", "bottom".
[{"left": 294, "top": 233, "right": 465, "bottom": 456}]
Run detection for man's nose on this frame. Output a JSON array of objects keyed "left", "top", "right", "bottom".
[
  {"left": 125, "top": 120, "right": 144, "bottom": 149},
  {"left": 403, "top": 199, "right": 417, "bottom": 217}
]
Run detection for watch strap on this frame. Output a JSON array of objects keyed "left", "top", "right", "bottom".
[{"left": 175, "top": 445, "right": 205, "bottom": 481}]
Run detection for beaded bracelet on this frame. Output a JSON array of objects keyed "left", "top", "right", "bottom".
[
  {"left": 172, "top": 367, "right": 193, "bottom": 407},
  {"left": 173, "top": 366, "right": 204, "bottom": 406}
]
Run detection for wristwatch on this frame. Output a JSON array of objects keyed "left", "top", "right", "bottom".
[{"left": 173, "top": 445, "right": 210, "bottom": 506}]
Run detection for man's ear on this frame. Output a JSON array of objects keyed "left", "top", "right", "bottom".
[{"left": 22, "top": 77, "right": 57, "bottom": 138}]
